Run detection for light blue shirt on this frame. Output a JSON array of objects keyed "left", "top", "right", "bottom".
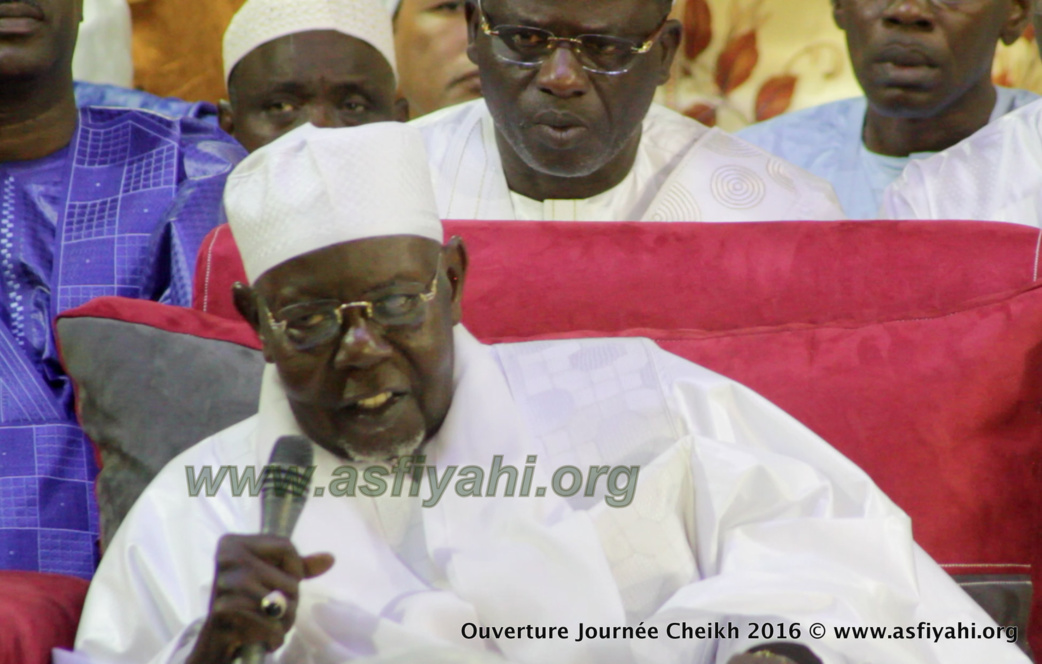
[{"left": 736, "top": 87, "right": 1039, "bottom": 219}]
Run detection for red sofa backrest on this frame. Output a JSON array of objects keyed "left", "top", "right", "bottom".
[{"left": 195, "top": 220, "right": 1041, "bottom": 333}]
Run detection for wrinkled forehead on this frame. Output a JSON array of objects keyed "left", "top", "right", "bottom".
[
  {"left": 479, "top": 0, "right": 670, "bottom": 31},
  {"left": 255, "top": 236, "right": 442, "bottom": 300},
  {"left": 229, "top": 29, "right": 396, "bottom": 96}
]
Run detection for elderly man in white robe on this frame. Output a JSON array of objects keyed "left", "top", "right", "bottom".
[
  {"left": 412, "top": 0, "right": 844, "bottom": 222},
  {"left": 70, "top": 123, "right": 1026, "bottom": 664},
  {"left": 880, "top": 3, "right": 1042, "bottom": 226}
]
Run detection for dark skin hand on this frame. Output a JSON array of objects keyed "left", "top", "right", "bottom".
[{"left": 186, "top": 535, "right": 334, "bottom": 664}]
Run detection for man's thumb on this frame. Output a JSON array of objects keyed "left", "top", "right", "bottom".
[{"left": 302, "top": 552, "right": 335, "bottom": 578}]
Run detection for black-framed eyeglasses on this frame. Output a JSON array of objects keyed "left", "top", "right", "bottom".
[
  {"left": 477, "top": 0, "right": 668, "bottom": 75},
  {"left": 264, "top": 257, "right": 442, "bottom": 351}
]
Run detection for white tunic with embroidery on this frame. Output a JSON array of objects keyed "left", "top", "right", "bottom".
[
  {"left": 413, "top": 101, "right": 844, "bottom": 223},
  {"left": 71, "top": 329, "right": 1025, "bottom": 664}
]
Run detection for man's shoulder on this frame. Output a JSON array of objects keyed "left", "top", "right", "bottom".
[
  {"left": 410, "top": 100, "right": 487, "bottom": 136},
  {"left": 77, "top": 105, "right": 243, "bottom": 153},
  {"left": 886, "top": 99, "right": 1042, "bottom": 221},
  {"left": 736, "top": 97, "right": 866, "bottom": 153},
  {"left": 74, "top": 81, "right": 219, "bottom": 122},
  {"left": 144, "top": 415, "right": 261, "bottom": 494},
  {"left": 654, "top": 116, "right": 846, "bottom": 220},
  {"left": 409, "top": 100, "right": 489, "bottom": 167},
  {"left": 75, "top": 105, "right": 245, "bottom": 175},
  {"left": 903, "top": 98, "right": 1042, "bottom": 181}
]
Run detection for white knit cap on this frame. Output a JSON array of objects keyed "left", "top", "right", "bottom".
[
  {"left": 225, "top": 123, "right": 443, "bottom": 284},
  {"left": 385, "top": 0, "right": 402, "bottom": 15},
  {"left": 223, "top": 0, "right": 397, "bottom": 86}
]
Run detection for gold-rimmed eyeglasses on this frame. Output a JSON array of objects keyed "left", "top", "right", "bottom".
[
  {"left": 264, "top": 257, "right": 441, "bottom": 351},
  {"left": 477, "top": 0, "right": 668, "bottom": 75}
]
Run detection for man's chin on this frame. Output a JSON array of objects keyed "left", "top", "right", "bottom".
[{"left": 342, "top": 429, "right": 427, "bottom": 464}]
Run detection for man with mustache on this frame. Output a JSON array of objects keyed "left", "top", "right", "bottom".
[
  {"left": 71, "top": 123, "right": 1026, "bottom": 664},
  {"left": 881, "top": 1, "right": 1042, "bottom": 224},
  {"left": 218, "top": 0, "right": 408, "bottom": 154},
  {"left": 414, "top": 0, "right": 844, "bottom": 222},
  {"left": 388, "top": 0, "right": 482, "bottom": 118},
  {"left": 737, "top": 0, "right": 1037, "bottom": 219},
  {"left": 0, "top": 0, "right": 241, "bottom": 580}
]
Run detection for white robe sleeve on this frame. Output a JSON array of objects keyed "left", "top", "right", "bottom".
[
  {"left": 623, "top": 349, "right": 1029, "bottom": 664},
  {"left": 72, "top": 422, "right": 259, "bottom": 664}
]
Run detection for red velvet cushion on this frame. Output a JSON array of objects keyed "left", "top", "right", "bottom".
[
  {"left": 194, "top": 220, "right": 1041, "bottom": 331},
  {"left": 0, "top": 571, "right": 89, "bottom": 664}
]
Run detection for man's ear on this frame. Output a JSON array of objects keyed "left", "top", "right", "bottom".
[
  {"left": 394, "top": 96, "right": 411, "bottom": 122},
  {"left": 656, "top": 19, "right": 683, "bottom": 85},
  {"left": 218, "top": 100, "right": 236, "bottom": 138},
  {"left": 442, "top": 236, "right": 469, "bottom": 325},
  {"left": 1000, "top": 0, "right": 1031, "bottom": 45},
  {"left": 465, "top": 0, "right": 480, "bottom": 65},
  {"left": 233, "top": 282, "right": 275, "bottom": 362}
]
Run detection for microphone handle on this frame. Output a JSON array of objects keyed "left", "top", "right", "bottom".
[{"left": 236, "top": 641, "right": 267, "bottom": 664}]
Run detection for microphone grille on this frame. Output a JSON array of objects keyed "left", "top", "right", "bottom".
[
  {"left": 263, "top": 435, "right": 314, "bottom": 499},
  {"left": 268, "top": 435, "right": 313, "bottom": 467}
]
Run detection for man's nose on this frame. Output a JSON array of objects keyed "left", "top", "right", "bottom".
[
  {"left": 333, "top": 309, "right": 393, "bottom": 369},
  {"left": 881, "top": 0, "right": 936, "bottom": 29},
  {"left": 536, "top": 43, "right": 588, "bottom": 98},
  {"left": 307, "top": 102, "right": 345, "bottom": 129}
]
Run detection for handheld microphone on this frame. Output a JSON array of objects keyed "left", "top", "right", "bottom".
[{"left": 238, "top": 435, "right": 314, "bottom": 664}]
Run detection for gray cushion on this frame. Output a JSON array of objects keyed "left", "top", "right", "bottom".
[{"left": 57, "top": 315, "right": 264, "bottom": 548}]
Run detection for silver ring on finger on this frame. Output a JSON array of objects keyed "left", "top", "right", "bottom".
[{"left": 260, "top": 589, "right": 288, "bottom": 620}]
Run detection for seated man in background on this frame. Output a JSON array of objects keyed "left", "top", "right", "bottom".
[
  {"left": 0, "top": 0, "right": 242, "bottom": 579},
  {"left": 218, "top": 0, "right": 406, "bottom": 153},
  {"left": 881, "top": 4, "right": 1042, "bottom": 225},
  {"left": 388, "top": 0, "right": 482, "bottom": 118},
  {"left": 72, "top": 123, "right": 1026, "bottom": 664},
  {"left": 736, "top": 0, "right": 1037, "bottom": 219},
  {"left": 415, "top": 0, "right": 845, "bottom": 222}
]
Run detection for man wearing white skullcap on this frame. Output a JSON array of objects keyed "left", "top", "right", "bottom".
[
  {"left": 73, "top": 123, "right": 1027, "bottom": 664},
  {"left": 414, "top": 0, "right": 844, "bottom": 222},
  {"left": 219, "top": 0, "right": 408, "bottom": 152}
]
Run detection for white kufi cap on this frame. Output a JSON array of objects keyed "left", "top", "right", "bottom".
[
  {"left": 223, "top": 0, "right": 397, "bottom": 85},
  {"left": 225, "top": 123, "right": 443, "bottom": 284}
]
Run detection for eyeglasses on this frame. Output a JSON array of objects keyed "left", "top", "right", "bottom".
[
  {"left": 477, "top": 0, "right": 668, "bottom": 75},
  {"left": 264, "top": 258, "right": 441, "bottom": 351}
]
